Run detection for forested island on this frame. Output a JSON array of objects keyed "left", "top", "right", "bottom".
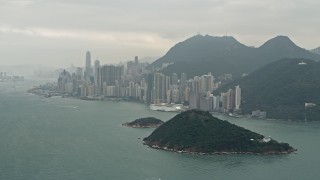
[
  {"left": 143, "top": 110, "right": 296, "bottom": 154},
  {"left": 122, "top": 117, "right": 164, "bottom": 128}
]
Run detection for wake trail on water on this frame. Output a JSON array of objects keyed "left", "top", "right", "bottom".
[{"left": 58, "top": 106, "right": 79, "bottom": 109}]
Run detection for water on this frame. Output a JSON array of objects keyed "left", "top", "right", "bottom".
[{"left": 1, "top": 78, "right": 320, "bottom": 180}]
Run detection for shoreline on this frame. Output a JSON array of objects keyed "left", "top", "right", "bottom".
[
  {"left": 28, "top": 91, "right": 318, "bottom": 122},
  {"left": 122, "top": 123, "right": 162, "bottom": 128},
  {"left": 143, "top": 142, "right": 297, "bottom": 155},
  {"left": 210, "top": 111, "right": 319, "bottom": 122}
]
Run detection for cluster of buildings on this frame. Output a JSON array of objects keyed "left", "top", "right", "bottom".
[
  {"left": 0, "top": 72, "right": 24, "bottom": 82},
  {"left": 58, "top": 51, "right": 149, "bottom": 101},
  {"left": 151, "top": 72, "right": 241, "bottom": 113},
  {"left": 57, "top": 51, "right": 242, "bottom": 113},
  {"left": 188, "top": 85, "right": 241, "bottom": 113}
]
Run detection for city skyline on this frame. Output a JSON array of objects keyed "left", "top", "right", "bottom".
[{"left": 1, "top": 0, "right": 320, "bottom": 67}]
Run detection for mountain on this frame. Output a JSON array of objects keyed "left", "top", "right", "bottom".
[
  {"left": 311, "top": 47, "right": 320, "bottom": 55},
  {"left": 143, "top": 110, "right": 295, "bottom": 154},
  {"left": 150, "top": 35, "right": 320, "bottom": 78},
  {"left": 214, "top": 58, "right": 320, "bottom": 121}
]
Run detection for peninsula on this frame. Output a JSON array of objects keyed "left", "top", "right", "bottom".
[
  {"left": 143, "top": 110, "right": 296, "bottom": 154},
  {"left": 122, "top": 117, "right": 164, "bottom": 128}
]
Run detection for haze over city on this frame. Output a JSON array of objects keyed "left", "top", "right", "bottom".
[{"left": 0, "top": 0, "right": 319, "bottom": 67}]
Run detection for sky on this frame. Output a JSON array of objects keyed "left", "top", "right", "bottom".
[{"left": 0, "top": 0, "right": 319, "bottom": 68}]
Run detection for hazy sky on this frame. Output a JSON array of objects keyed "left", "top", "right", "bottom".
[{"left": 0, "top": 0, "right": 319, "bottom": 67}]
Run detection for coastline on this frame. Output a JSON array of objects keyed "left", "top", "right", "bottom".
[
  {"left": 122, "top": 123, "right": 162, "bottom": 128},
  {"left": 28, "top": 90, "right": 318, "bottom": 122},
  {"left": 143, "top": 142, "right": 297, "bottom": 155}
]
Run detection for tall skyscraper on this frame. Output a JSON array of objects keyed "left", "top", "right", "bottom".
[
  {"left": 171, "top": 73, "right": 178, "bottom": 85},
  {"left": 85, "top": 51, "right": 91, "bottom": 81},
  {"left": 226, "top": 89, "right": 235, "bottom": 112},
  {"left": 101, "top": 65, "right": 124, "bottom": 86},
  {"left": 235, "top": 85, "right": 241, "bottom": 110},
  {"left": 94, "top": 59, "right": 101, "bottom": 95},
  {"left": 153, "top": 73, "right": 163, "bottom": 104},
  {"left": 134, "top": 56, "right": 139, "bottom": 65},
  {"left": 179, "top": 73, "right": 187, "bottom": 102},
  {"left": 201, "top": 73, "right": 214, "bottom": 93},
  {"left": 152, "top": 73, "right": 170, "bottom": 104}
]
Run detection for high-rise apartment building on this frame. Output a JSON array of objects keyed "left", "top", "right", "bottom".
[
  {"left": 152, "top": 73, "right": 170, "bottom": 104},
  {"left": 101, "top": 65, "right": 124, "bottom": 86},
  {"left": 226, "top": 89, "right": 235, "bottom": 112},
  {"left": 171, "top": 73, "right": 178, "bottom": 85},
  {"left": 235, "top": 85, "right": 241, "bottom": 110},
  {"left": 94, "top": 59, "right": 101, "bottom": 95}
]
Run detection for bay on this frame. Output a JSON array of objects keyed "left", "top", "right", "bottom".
[{"left": 0, "top": 78, "right": 319, "bottom": 180}]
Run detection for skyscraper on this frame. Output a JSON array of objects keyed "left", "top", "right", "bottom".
[
  {"left": 94, "top": 59, "right": 101, "bottom": 95},
  {"left": 171, "top": 73, "right": 178, "bottom": 85},
  {"left": 85, "top": 51, "right": 91, "bottom": 81},
  {"left": 152, "top": 73, "right": 170, "bottom": 104},
  {"left": 101, "top": 65, "right": 124, "bottom": 86},
  {"left": 153, "top": 73, "right": 163, "bottom": 104},
  {"left": 235, "top": 85, "right": 241, "bottom": 110},
  {"left": 200, "top": 73, "right": 214, "bottom": 93},
  {"left": 226, "top": 89, "right": 235, "bottom": 112},
  {"left": 179, "top": 73, "right": 187, "bottom": 103}
]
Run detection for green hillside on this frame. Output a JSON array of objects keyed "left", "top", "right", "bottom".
[
  {"left": 214, "top": 58, "right": 320, "bottom": 121},
  {"left": 143, "top": 110, "right": 295, "bottom": 154}
]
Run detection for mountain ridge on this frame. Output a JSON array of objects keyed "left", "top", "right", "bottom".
[{"left": 150, "top": 35, "right": 320, "bottom": 78}]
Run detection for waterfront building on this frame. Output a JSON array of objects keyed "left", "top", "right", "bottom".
[
  {"left": 199, "top": 95, "right": 210, "bottom": 111},
  {"left": 179, "top": 73, "right": 187, "bottom": 102},
  {"left": 213, "top": 95, "right": 220, "bottom": 111},
  {"left": 235, "top": 85, "right": 241, "bottom": 110},
  {"left": 226, "top": 89, "right": 235, "bottom": 112},
  {"left": 184, "top": 87, "right": 191, "bottom": 102},
  {"left": 152, "top": 73, "right": 170, "bottom": 104},
  {"left": 94, "top": 59, "right": 101, "bottom": 95},
  {"left": 189, "top": 92, "right": 201, "bottom": 109}
]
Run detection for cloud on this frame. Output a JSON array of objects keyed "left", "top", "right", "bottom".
[
  {"left": 8, "top": 0, "right": 36, "bottom": 6},
  {"left": 0, "top": 26, "right": 173, "bottom": 48},
  {"left": 0, "top": 0, "right": 320, "bottom": 66}
]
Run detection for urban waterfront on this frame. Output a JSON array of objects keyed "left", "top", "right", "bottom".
[{"left": 1, "top": 79, "right": 320, "bottom": 180}]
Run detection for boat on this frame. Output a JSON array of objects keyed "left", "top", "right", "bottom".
[{"left": 150, "top": 103, "right": 185, "bottom": 112}]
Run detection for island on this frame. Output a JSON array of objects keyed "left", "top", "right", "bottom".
[
  {"left": 143, "top": 110, "right": 296, "bottom": 154},
  {"left": 122, "top": 117, "right": 164, "bottom": 128}
]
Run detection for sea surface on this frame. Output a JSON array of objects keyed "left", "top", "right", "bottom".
[{"left": 1, "top": 78, "right": 320, "bottom": 180}]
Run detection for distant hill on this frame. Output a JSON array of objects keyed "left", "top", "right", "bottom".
[
  {"left": 143, "top": 110, "right": 295, "bottom": 154},
  {"left": 150, "top": 35, "right": 320, "bottom": 78},
  {"left": 214, "top": 58, "right": 320, "bottom": 121},
  {"left": 311, "top": 47, "right": 320, "bottom": 55}
]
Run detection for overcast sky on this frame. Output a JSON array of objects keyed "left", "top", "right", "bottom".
[{"left": 0, "top": 0, "right": 319, "bottom": 68}]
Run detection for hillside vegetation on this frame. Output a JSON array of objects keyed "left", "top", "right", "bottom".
[
  {"left": 214, "top": 58, "right": 320, "bottom": 121},
  {"left": 144, "top": 110, "right": 295, "bottom": 154},
  {"left": 150, "top": 35, "right": 320, "bottom": 78}
]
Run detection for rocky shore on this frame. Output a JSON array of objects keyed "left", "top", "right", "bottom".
[{"left": 144, "top": 142, "right": 297, "bottom": 155}]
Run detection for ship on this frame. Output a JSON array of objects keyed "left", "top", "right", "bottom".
[{"left": 149, "top": 103, "right": 185, "bottom": 112}]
